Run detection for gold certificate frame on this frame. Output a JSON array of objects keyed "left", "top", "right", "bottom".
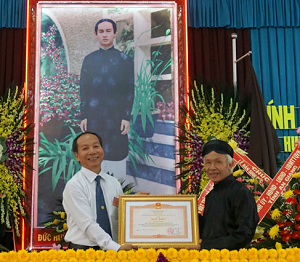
[{"left": 118, "top": 195, "right": 199, "bottom": 248}]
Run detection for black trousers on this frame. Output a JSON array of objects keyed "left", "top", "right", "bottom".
[{"left": 68, "top": 242, "right": 101, "bottom": 250}]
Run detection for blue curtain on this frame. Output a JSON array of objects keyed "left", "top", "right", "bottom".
[
  {"left": 251, "top": 27, "right": 300, "bottom": 156},
  {"left": 0, "top": 0, "right": 26, "bottom": 29},
  {"left": 188, "top": 0, "right": 300, "bottom": 28}
]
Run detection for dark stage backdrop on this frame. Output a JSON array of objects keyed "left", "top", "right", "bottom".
[{"left": 0, "top": 28, "right": 26, "bottom": 96}]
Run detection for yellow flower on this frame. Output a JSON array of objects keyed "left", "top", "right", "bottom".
[
  {"left": 63, "top": 223, "right": 68, "bottom": 230},
  {"left": 249, "top": 259, "right": 259, "bottom": 262},
  {"left": 60, "top": 212, "right": 66, "bottom": 219},
  {"left": 86, "top": 248, "right": 95, "bottom": 259},
  {"left": 284, "top": 190, "right": 294, "bottom": 199},
  {"left": 56, "top": 250, "right": 66, "bottom": 260},
  {"left": 117, "top": 250, "right": 127, "bottom": 260},
  {"left": 157, "top": 249, "right": 167, "bottom": 257},
  {"left": 29, "top": 251, "right": 40, "bottom": 261},
  {"left": 221, "top": 259, "right": 231, "bottom": 262},
  {"left": 53, "top": 219, "right": 59, "bottom": 225},
  {"left": 231, "top": 259, "right": 240, "bottom": 262},
  {"left": 66, "top": 249, "right": 77, "bottom": 258},
  {"left": 136, "top": 248, "right": 147, "bottom": 259},
  {"left": 8, "top": 250, "right": 17, "bottom": 261},
  {"left": 127, "top": 250, "right": 136, "bottom": 260},
  {"left": 230, "top": 250, "right": 239, "bottom": 260},
  {"left": 140, "top": 258, "right": 149, "bottom": 262},
  {"left": 286, "top": 249, "right": 294, "bottom": 256},
  {"left": 130, "top": 259, "right": 139, "bottom": 262},
  {"left": 76, "top": 250, "right": 86, "bottom": 259},
  {"left": 0, "top": 252, "right": 9, "bottom": 262},
  {"left": 167, "top": 248, "right": 178, "bottom": 259},
  {"left": 276, "top": 242, "right": 283, "bottom": 250},
  {"left": 48, "top": 249, "right": 58, "bottom": 260},
  {"left": 268, "top": 249, "right": 277, "bottom": 258},
  {"left": 239, "top": 259, "right": 248, "bottom": 262},
  {"left": 259, "top": 259, "right": 267, "bottom": 262},
  {"left": 210, "top": 249, "right": 220, "bottom": 260},
  {"left": 233, "top": 169, "right": 244, "bottom": 177},
  {"left": 69, "top": 257, "right": 78, "bottom": 262},
  {"left": 61, "top": 259, "right": 68, "bottom": 262},
  {"left": 238, "top": 248, "right": 248, "bottom": 259},
  {"left": 271, "top": 209, "right": 281, "bottom": 221},
  {"left": 51, "top": 259, "right": 59, "bottom": 262},
  {"left": 269, "top": 225, "right": 280, "bottom": 239},
  {"left": 292, "top": 247, "right": 300, "bottom": 257},
  {"left": 189, "top": 250, "right": 199, "bottom": 259},
  {"left": 277, "top": 258, "right": 288, "bottom": 262},
  {"left": 17, "top": 250, "right": 28, "bottom": 261},
  {"left": 199, "top": 249, "right": 210, "bottom": 260},
  {"left": 178, "top": 249, "right": 189, "bottom": 260},
  {"left": 292, "top": 172, "right": 300, "bottom": 178},
  {"left": 170, "top": 259, "right": 179, "bottom": 262},
  {"left": 278, "top": 249, "right": 287, "bottom": 258},
  {"left": 220, "top": 249, "right": 230, "bottom": 259},
  {"left": 258, "top": 248, "right": 269, "bottom": 259},
  {"left": 104, "top": 259, "right": 113, "bottom": 262},
  {"left": 286, "top": 255, "right": 296, "bottom": 262},
  {"left": 106, "top": 250, "right": 117, "bottom": 260},
  {"left": 190, "top": 259, "right": 198, "bottom": 262},
  {"left": 267, "top": 258, "right": 277, "bottom": 262},
  {"left": 95, "top": 250, "right": 106, "bottom": 260},
  {"left": 146, "top": 248, "right": 157, "bottom": 260}
]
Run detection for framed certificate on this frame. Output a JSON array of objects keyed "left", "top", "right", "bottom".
[{"left": 118, "top": 195, "right": 199, "bottom": 248}]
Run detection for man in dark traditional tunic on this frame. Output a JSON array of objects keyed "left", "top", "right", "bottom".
[
  {"left": 199, "top": 139, "right": 259, "bottom": 250},
  {"left": 80, "top": 19, "right": 134, "bottom": 180}
]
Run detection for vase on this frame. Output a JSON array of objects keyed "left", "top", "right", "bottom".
[{"left": 132, "top": 109, "right": 160, "bottom": 138}]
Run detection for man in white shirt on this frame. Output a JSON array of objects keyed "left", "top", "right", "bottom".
[{"left": 63, "top": 132, "right": 137, "bottom": 251}]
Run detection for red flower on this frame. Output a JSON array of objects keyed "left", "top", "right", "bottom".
[
  {"left": 297, "top": 203, "right": 300, "bottom": 213},
  {"left": 277, "top": 222, "right": 286, "bottom": 228},
  {"left": 294, "top": 189, "right": 300, "bottom": 195},
  {"left": 286, "top": 198, "right": 297, "bottom": 205},
  {"left": 282, "top": 232, "right": 292, "bottom": 242},
  {"left": 295, "top": 224, "right": 300, "bottom": 230},
  {"left": 285, "top": 221, "right": 294, "bottom": 226},
  {"left": 292, "top": 231, "right": 300, "bottom": 239},
  {"left": 283, "top": 209, "right": 292, "bottom": 216},
  {"left": 280, "top": 229, "right": 290, "bottom": 235},
  {"left": 253, "top": 191, "right": 262, "bottom": 195},
  {"left": 295, "top": 214, "right": 300, "bottom": 221}
]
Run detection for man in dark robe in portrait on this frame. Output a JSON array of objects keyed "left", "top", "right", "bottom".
[
  {"left": 79, "top": 19, "right": 134, "bottom": 181},
  {"left": 199, "top": 139, "right": 259, "bottom": 250}
]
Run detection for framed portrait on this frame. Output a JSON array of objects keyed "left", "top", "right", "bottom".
[
  {"left": 24, "top": 0, "right": 188, "bottom": 250},
  {"left": 118, "top": 195, "right": 199, "bottom": 248}
]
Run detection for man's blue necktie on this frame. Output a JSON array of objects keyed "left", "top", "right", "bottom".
[{"left": 95, "top": 176, "right": 112, "bottom": 237}]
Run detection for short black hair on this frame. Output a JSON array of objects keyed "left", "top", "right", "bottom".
[
  {"left": 95, "top": 18, "right": 117, "bottom": 34},
  {"left": 72, "top": 132, "right": 103, "bottom": 153}
]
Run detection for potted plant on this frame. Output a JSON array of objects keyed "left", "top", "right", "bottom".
[{"left": 131, "top": 29, "right": 173, "bottom": 138}]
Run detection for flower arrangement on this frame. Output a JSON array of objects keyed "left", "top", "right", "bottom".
[
  {"left": 39, "top": 24, "right": 81, "bottom": 127},
  {"left": 0, "top": 85, "right": 32, "bottom": 237},
  {"left": 176, "top": 83, "right": 250, "bottom": 196},
  {"left": 0, "top": 247, "right": 299, "bottom": 262},
  {"left": 232, "top": 167, "right": 268, "bottom": 202},
  {"left": 252, "top": 172, "right": 300, "bottom": 249},
  {"left": 156, "top": 101, "right": 175, "bottom": 121}
]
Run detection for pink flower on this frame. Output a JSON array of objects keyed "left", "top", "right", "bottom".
[
  {"left": 246, "top": 185, "right": 254, "bottom": 190},
  {"left": 236, "top": 177, "right": 244, "bottom": 182},
  {"left": 253, "top": 191, "right": 262, "bottom": 195}
]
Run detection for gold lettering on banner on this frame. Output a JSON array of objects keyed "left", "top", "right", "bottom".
[
  {"left": 38, "top": 232, "right": 52, "bottom": 242},
  {"left": 267, "top": 101, "right": 295, "bottom": 129}
]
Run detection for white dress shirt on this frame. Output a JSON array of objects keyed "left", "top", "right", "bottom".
[{"left": 63, "top": 167, "right": 123, "bottom": 251}]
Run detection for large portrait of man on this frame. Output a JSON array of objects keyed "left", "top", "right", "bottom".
[{"left": 30, "top": 1, "right": 186, "bottom": 248}]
